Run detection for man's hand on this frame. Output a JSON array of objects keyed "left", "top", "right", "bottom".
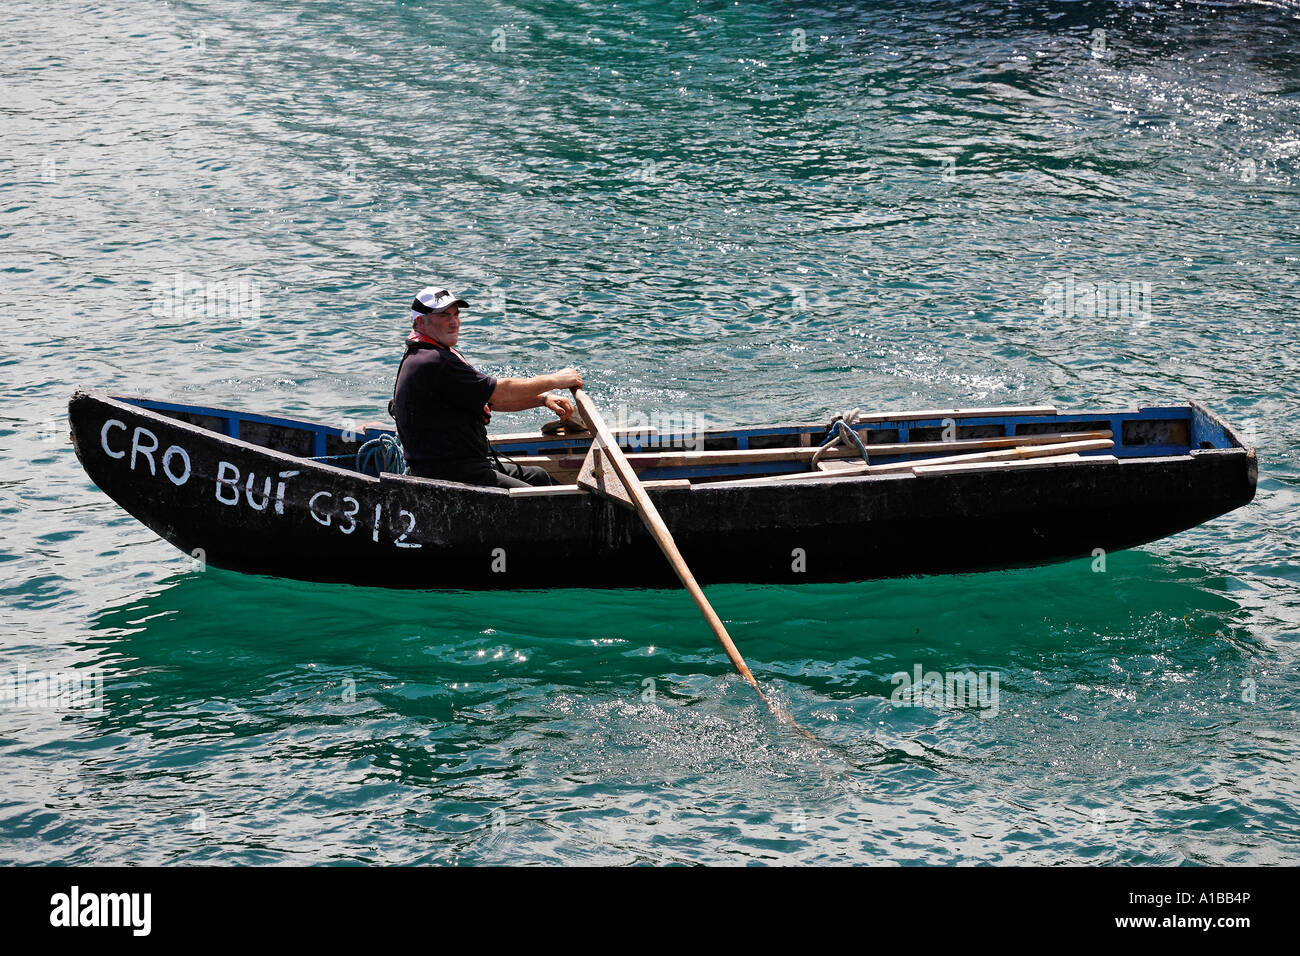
[
  {"left": 550, "top": 367, "right": 583, "bottom": 391},
  {"left": 490, "top": 368, "right": 584, "bottom": 411},
  {"left": 544, "top": 394, "right": 574, "bottom": 420}
]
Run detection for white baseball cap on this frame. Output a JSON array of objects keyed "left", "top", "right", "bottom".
[{"left": 409, "top": 285, "right": 469, "bottom": 322}]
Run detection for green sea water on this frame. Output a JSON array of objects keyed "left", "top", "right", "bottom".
[{"left": 2, "top": 0, "right": 1298, "bottom": 864}]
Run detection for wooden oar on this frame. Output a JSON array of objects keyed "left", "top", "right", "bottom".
[
  {"left": 565, "top": 392, "right": 897, "bottom": 757},
  {"left": 569, "top": 389, "right": 824, "bottom": 741},
  {"left": 570, "top": 388, "right": 761, "bottom": 688}
]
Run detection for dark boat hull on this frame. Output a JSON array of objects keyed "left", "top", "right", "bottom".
[{"left": 68, "top": 392, "right": 1257, "bottom": 590}]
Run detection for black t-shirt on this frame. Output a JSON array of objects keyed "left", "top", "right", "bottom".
[{"left": 390, "top": 340, "right": 498, "bottom": 469}]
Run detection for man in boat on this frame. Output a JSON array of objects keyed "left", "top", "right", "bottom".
[{"left": 389, "top": 285, "right": 583, "bottom": 488}]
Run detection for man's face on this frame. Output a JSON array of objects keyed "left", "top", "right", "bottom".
[{"left": 422, "top": 305, "right": 461, "bottom": 346}]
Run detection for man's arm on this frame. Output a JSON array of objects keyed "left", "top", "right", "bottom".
[{"left": 489, "top": 368, "right": 582, "bottom": 413}]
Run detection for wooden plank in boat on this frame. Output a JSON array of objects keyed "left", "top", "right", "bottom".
[
  {"left": 733, "top": 438, "right": 1115, "bottom": 484},
  {"left": 817, "top": 459, "right": 863, "bottom": 473},
  {"left": 508, "top": 479, "right": 691, "bottom": 497},
  {"left": 878, "top": 439, "right": 1114, "bottom": 476},
  {"left": 530, "top": 430, "right": 1113, "bottom": 471},
  {"left": 815, "top": 434, "right": 1103, "bottom": 473},
  {"left": 912, "top": 454, "right": 1117, "bottom": 476},
  {"left": 490, "top": 425, "right": 659, "bottom": 445}
]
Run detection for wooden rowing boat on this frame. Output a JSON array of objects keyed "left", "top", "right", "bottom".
[{"left": 67, "top": 391, "right": 1256, "bottom": 589}]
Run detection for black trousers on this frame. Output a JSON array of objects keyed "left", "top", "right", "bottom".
[{"left": 412, "top": 458, "right": 556, "bottom": 489}]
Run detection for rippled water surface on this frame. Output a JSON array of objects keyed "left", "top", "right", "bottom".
[{"left": 2, "top": 0, "right": 1298, "bottom": 864}]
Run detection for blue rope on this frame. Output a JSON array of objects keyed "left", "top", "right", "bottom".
[
  {"left": 820, "top": 419, "right": 870, "bottom": 463},
  {"left": 355, "top": 434, "right": 408, "bottom": 477}
]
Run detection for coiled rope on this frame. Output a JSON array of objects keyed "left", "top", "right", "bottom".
[
  {"left": 355, "top": 433, "right": 408, "bottom": 477},
  {"left": 810, "top": 408, "right": 870, "bottom": 470}
]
